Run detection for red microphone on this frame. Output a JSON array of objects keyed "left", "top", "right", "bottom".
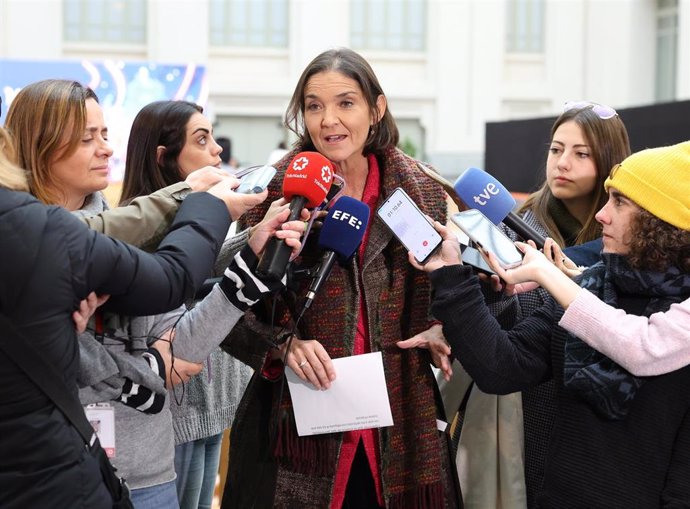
[{"left": 256, "top": 152, "right": 334, "bottom": 280}]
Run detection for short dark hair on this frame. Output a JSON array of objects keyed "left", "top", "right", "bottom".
[
  {"left": 120, "top": 100, "right": 203, "bottom": 204},
  {"left": 284, "top": 47, "right": 399, "bottom": 156}
]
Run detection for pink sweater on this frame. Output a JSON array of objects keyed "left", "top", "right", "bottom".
[{"left": 559, "top": 290, "right": 690, "bottom": 376}]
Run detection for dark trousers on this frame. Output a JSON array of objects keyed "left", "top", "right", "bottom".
[{"left": 342, "top": 441, "right": 384, "bottom": 509}]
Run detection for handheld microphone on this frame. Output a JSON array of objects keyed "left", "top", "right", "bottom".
[
  {"left": 304, "top": 196, "right": 370, "bottom": 309},
  {"left": 453, "top": 167, "right": 545, "bottom": 250},
  {"left": 257, "top": 152, "right": 335, "bottom": 281}
]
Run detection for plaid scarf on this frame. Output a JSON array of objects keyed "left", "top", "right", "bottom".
[{"left": 563, "top": 253, "right": 690, "bottom": 419}]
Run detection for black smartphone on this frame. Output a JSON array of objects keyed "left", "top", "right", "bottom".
[
  {"left": 460, "top": 244, "right": 495, "bottom": 276},
  {"left": 377, "top": 187, "right": 443, "bottom": 264},
  {"left": 451, "top": 209, "right": 523, "bottom": 268}
]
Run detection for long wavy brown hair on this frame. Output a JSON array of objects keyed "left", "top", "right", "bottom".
[
  {"left": 626, "top": 208, "right": 690, "bottom": 272},
  {"left": 519, "top": 106, "right": 631, "bottom": 246}
]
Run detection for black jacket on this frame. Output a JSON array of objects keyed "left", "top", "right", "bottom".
[
  {"left": 0, "top": 189, "right": 229, "bottom": 508},
  {"left": 430, "top": 264, "right": 690, "bottom": 509}
]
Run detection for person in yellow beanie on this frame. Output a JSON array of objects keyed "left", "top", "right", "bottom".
[{"left": 411, "top": 138, "right": 690, "bottom": 508}]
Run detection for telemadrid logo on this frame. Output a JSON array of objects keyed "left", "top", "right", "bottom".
[
  {"left": 292, "top": 157, "right": 309, "bottom": 171},
  {"left": 321, "top": 165, "right": 332, "bottom": 183}
]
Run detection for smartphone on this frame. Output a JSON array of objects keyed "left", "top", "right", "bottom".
[
  {"left": 377, "top": 187, "right": 443, "bottom": 264},
  {"left": 451, "top": 209, "right": 523, "bottom": 268},
  {"left": 235, "top": 165, "right": 277, "bottom": 194},
  {"left": 460, "top": 244, "right": 496, "bottom": 276}
]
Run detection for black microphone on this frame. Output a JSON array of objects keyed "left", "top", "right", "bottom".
[
  {"left": 256, "top": 152, "right": 335, "bottom": 281},
  {"left": 453, "top": 167, "right": 545, "bottom": 250},
  {"left": 303, "top": 196, "right": 370, "bottom": 310}
]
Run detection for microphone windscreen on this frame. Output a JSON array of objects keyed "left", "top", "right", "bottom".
[
  {"left": 453, "top": 167, "right": 517, "bottom": 224},
  {"left": 318, "top": 196, "right": 370, "bottom": 260},
  {"left": 283, "top": 152, "right": 335, "bottom": 207}
]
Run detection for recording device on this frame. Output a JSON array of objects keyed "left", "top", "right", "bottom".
[
  {"left": 451, "top": 209, "right": 523, "bottom": 269},
  {"left": 304, "top": 196, "right": 370, "bottom": 309},
  {"left": 377, "top": 187, "right": 443, "bottom": 264},
  {"left": 235, "top": 165, "right": 277, "bottom": 194},
  {"left": 256, "top": 152, "right": 334, "bottom": 281},
  {"left": 453, "top": 167, "right": 546, "bottom": 250},
  {"left": 460, "top": 244, "right": 495, "bottom": 276}
]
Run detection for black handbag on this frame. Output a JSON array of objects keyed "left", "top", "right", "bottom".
[{"left": 0, "top": 314, "right": 133, "bottom": 509}]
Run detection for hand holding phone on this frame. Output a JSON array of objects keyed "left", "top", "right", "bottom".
[
  {"left": 460, "top": 244, "right": 496, "bottom": 276},
  {"left": 451, "top": 209, "right": 523, "bottom": 269},
  {"left": 235, "top": 165, "right": 277, "bottom": 194},
  {"left": 377, "top": 187, "right": 443, "bottom": 264}
]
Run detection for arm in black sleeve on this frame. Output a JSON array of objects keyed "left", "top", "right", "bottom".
[
  {"left": 73, "top": 192, "right": 231, "bottom": 316},
  {"left": 429, "top": 264, "right": 554, "bottom": 394}
]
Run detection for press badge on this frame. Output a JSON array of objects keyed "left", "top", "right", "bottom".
[{"left": 85, "top": 403, "right": 116, "bottom": 458}]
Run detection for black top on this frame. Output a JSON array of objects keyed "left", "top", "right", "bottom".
[
  {"left": 0, "top": 189, "right": 229, "bottom": 508},
  {"left": 430, "top": 264, "right": 690, "bottom": 509}
]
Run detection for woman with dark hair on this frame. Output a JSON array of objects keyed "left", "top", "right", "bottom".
[
  {"left": 519, "top": 102, "right": 630, "bottom": 248},
  {"left": 449, "top": 101, "right": 632, "bottom": 509},
  {"left": 416, "top": 141, "right": 690, "bottom": 508},
  {"left": 224, "top": 47, "right": 459, "bottom": 509},
  {"left": 121, "top": 100, "right": 274, "bottom": 509}
]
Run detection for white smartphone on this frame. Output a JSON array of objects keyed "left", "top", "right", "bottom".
[
  {"left": 377, "top": 187, "right": 443, "bottom": 264},
  {"left": 235, "top": 165, "right": 277, "bottom": 194},
  {"left": 451, "top": 209, "right": 523, "bottom": 268}
]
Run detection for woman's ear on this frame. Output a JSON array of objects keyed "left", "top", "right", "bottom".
[
  {"left": 373, "top": 94, "right": 387, "bottom": 125},
  {"left": 156, "top": 146, "right": 166, "bottom": 165}
]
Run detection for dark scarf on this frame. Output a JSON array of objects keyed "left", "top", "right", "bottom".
[
  {"left": 547, "top": 195, "right": 583, "bottom": 246},
  {"left": 563, "top": 253, "right": 690, "bottom": 419}
]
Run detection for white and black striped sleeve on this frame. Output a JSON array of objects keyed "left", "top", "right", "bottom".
[{"left": 219, "top": 245, "right": 285, "bottom": 311}]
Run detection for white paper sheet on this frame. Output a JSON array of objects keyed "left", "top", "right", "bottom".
[{"left": 286, "top": 351, "right": 394, "bottom": 436}]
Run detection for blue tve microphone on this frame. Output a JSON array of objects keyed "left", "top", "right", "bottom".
[
  {"left": 453, "top": 167, "right": 545, "bottom": 250},
  {"left": 304, "top": 196, "right": 370, "bottom": 309}
]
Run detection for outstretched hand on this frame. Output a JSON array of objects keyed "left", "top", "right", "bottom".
[
  {"left": 206, "top": 177, "right": 268, "bottom": 220},
  {"left": 396, "top": 323, "right": 453, "bottom": 381}
]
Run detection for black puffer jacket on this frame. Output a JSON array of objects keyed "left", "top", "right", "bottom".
[{"left": 0, "top": 189, "right": 229, "bottom": 509}]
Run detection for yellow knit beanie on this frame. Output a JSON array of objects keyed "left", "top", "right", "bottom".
[{"left": 604, "top": 140, "right": 690, "bottom": 230}]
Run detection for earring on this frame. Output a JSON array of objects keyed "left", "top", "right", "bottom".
[{"left": 369, "top": 125, "right": 376, "bottom": 135}]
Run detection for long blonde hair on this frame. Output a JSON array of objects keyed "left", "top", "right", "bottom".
[{"left": 0, "top": 128, "right": 29, "bottom": 192}]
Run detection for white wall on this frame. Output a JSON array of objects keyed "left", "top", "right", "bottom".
[{"left": 0, "top": 0, "right": 685, "bottom": 174}]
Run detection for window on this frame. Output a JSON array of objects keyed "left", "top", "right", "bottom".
[
  {"left": 350, "top": 0, "right": 426, "bottom": 52},
  {"left": 506, "top": 0, "right": 544, "bottom": 53},
  {"left": 63, "top": 0, "right": 146, "bottom": 44},
  {"left": 655, "top": 0, "right": 678, "bottom": 102},
  {"left": 210, "top": 0, "right": 288, "bottom": 47}
]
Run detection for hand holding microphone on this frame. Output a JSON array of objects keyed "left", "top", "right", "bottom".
[
  {"left": 257, "top": 152, "right": 335, "bottom": 280},
  {"left": 453, "top": 167, "right": 546, "bottom": 250},
  {"left": 304, "top": 196, "right": 370, "bottom": 309}
]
